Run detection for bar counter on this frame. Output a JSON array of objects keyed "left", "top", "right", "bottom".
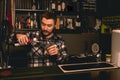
[{"left": 0, "top": 65, "right": 120, "bottom": 80}]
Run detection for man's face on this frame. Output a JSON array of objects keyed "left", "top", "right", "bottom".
[{"left": 41, "top": 17, "right": 55, "bottom": 37}]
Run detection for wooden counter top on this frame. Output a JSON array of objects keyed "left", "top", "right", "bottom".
[{"left": 0, "top": 65, "right": 119, "bottom": 80}]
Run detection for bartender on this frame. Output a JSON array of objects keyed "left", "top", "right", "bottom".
[{"left": 10, "top": 12, "right": 68, "bottom": 67}]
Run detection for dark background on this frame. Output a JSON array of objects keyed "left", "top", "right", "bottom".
[{"left": 97, "top": 0, "right": 120, "bottom": 16}]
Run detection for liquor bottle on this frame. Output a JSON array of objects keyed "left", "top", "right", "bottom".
[
  {"left": 50, "top": 0, "right": 56, "bottom": 11},
  {"left": 32, "top": 0, "right": 36, "bottom": 10},
  {"left": 61, "top": 0, "right": 66, "bottom": 11},
  {"left": 63, "top": 17, "right": 67, "bottom": 29},
  {"left": 26, "top": 12, "right": 31, "bottom": 29},
  {"left": 60, "top": 17, "right": 64, "bottom": 29},
  {"left": 57, "top": 0, "right": 61, "bottom": 11},
  {"left": 36, "top": 0, "right": 40, "bottom": 9},
  {"left": 19, "top": 17, "right": 24, "bottom": 29},
  {"left": 15, "top": 17, "right": 19, "bottom": 29},
  {"left": 56, "top": 17, "right": 60, "bottom": 30},
  {"left": 75, "top": 15, "right": 81, "bottom": 28},
  {"left": 60, "top": 14, "right": 64, "bottom": 29},
  {"left": 33, "top": 13, "right": 38, "bottom": 29},
  {"left": 30, "top": 14, "right": 34, "bottom": 29},
  {"left": 18, "top": 20, "right": 21, "bottom": 29},
  {"left": 66, "top": 17, "right": 74, "bottom": 29}
]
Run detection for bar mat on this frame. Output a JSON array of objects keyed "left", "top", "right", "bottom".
[{"left": 58, "top": 62, "right": 118, "bottom": 73}]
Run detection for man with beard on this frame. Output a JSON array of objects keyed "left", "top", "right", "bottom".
[{"left": 12, "top": 12, "right": 68, "bottom": 67}]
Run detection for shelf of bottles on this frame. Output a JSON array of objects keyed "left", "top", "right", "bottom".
[
  {"left": 14, "top": 0, "right": 97, "bottom": 33},
  {"left": 14, "top": 0, "right": 43, "bottom": 32}
]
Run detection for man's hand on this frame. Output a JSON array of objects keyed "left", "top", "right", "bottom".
[
  {"left": 47, "top": 45, "right": 60, "bottom": 56},
  {"left": 16, "top": 34, "right": 29, "bottom": 45}
]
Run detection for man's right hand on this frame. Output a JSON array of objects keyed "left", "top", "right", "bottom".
[{"left": 16, "top": 34, "right": 29, "bottom": 45}]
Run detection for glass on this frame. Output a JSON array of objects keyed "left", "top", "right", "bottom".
[{"left": 44, "top": 40, "right": 57, "bottom": 56}]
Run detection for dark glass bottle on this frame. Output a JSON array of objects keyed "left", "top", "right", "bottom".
[
  {"left": 75, "top": 15, "right": 81, "bottom": 28},
  {"left": 61, "top": 0, "right": 66, "bottom": 11},
  {"left": 32, "top": 0, "right": 36, "bottom": 10},
  {"left": 25, "top": 12, "right": 31, "bottom": 29},
  {"left": 51, "top": 0, "right": 56, "bottom": 11},
  {"left": 57, "top": 0, "right": 61, "bottom": 11}
]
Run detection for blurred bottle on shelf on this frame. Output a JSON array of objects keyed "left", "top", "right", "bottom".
[
  {"left": 26, "top": 12, "right": 31, "bottom": 29},
  {"left": 61, "top": 0, "right": 66, "bottom": 11},
  {"left": 16, "top": 16, "right": 25, "bottom": 29},
  {"left": 60, "top": 14, "right": 65, "bottom": 29},
  {"left": 75, "top": 15, "right": 81, "bottom": 28},
  {"left": 57, "top": 0, "right": 62, "bottom": 11},
  {"left": 50, "top": 0, "right": 56, "bottom": 12},
  {"left": 33, "top": 13, "right": 38, "bottom": 29},
  {"left": 56, "top": 17, "right": 60, "bottom": 30},
  {"left": 15, "top": 17, "right": 19, "bottom": 29},
  {"left": 36, "top": 0, "right": 40, "bottom": 9},
  {"left": 66, "top": 18, "right": 74, "bottom": 29},
  {"left": 74, "top": 15, "right": 82, "bottom": 32},
  {"left": 32, "top": 0, "right": 36, "bottom": 10},
  {"left": 30, "top": 15, "right": 34, "bottom": 29}
]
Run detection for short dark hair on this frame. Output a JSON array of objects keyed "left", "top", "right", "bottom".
[{"left": 41, "top": 12, "right": 56, "bottom": 24}]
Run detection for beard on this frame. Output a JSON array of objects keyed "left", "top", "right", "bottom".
[{"left": 42, "top": 30, "right": 53, "bottom": 37}]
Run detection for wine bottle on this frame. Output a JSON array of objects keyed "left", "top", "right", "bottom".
[
  {"left": 18, "top": 19, "right": 21, "bottom": 29},
  {"left": 75, "top": 15, "right": 81, "bottom": 28},
  {"left": 57, "top": 0, "right": 61, "bottom": 11},
  {"left": 51, "top": 0, "right": 56, "bottom": 11},
  {"left": 32, "top": 0, "right": 36, "bottom": 10},
  {"left": 20, "top": 16, "right": 25, "bottom": 29},
  {"left": 33, "top": 13, "right": 38, "bottom": 29},
  {"left": 26, "top": 12, "right": 31, "bottom": 29},
  {"left": 67, "top": 17, "right": 74, "bottom": 29},
  {"left": 30, "top": 15, "right": 34, "bottom": 29},
  {"left": 60, "top": 14, "right": 64, "bottom": 29},
  {"left": 56, "top": 17, "right": 60, "bottom": 30},
  {"left": 15, "top": 17, "right": 19, "bottom": 29},
  {"left": 61, "top": 0, "right": 66, "bottom": 11},
  {"left": 36, "top": 0, "right": 40, "bottom": 9}
]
